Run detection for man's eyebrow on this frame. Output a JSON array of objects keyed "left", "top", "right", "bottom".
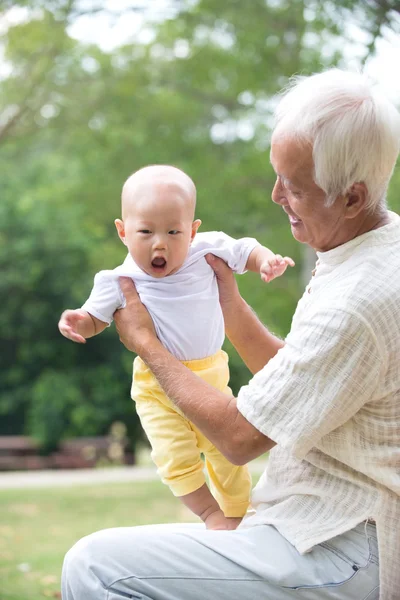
[
  {"left": 269, "top": 156, "right": 294, "bottom": 187},
  {"left": 280, "top": 175, "right": 291, "bottom": 186},
  {"left": 269, "top": 157, "right": 285, "bottom": 179},
  {"left": 274, "top": 172, "right": 291, "bottom": 187}
]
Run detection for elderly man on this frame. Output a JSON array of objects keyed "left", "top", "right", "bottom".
[{"left": 62, "top": 69, "right": 400, "bottom": 600}]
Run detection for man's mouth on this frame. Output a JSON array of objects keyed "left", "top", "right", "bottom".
[
  {"left": 151, "top": 257, "right": 167, "bottom": 270},
  {"left": 287, "top": 212, "right": 302, "bottom": 225}
]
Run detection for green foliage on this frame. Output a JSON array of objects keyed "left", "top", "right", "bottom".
[
  {"left": 0, "top": 184, "right": 140, "bottom": 449},
  {"left": 0, "top": 0, "right": 398, "bottom": 450}
]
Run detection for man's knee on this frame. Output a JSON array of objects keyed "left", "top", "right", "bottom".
[{"left": 62, "top": 531, "right": 109, "bottom": 599}]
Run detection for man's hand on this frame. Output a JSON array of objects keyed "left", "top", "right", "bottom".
[
  {"left": 205, "top": 253, "right": 244, "bottom": 320},
  {"left": 58, "top": 309, "right": 90, "bottom": 343},
  {"left": 260, "top": 254, "right": 295, "bottom": 283},
  {"left": 114, "top": 277, "right": 157, "bottom": 354},
  {"left": 206, "top": 252, "right": 284, "bottom": 375}
]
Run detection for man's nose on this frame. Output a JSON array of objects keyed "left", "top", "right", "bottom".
[{"left": 271, "top": 178, "right": 287, "bottom": 206}]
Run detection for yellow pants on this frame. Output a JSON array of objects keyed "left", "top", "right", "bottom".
[{"left": 131, "top": 350, "right": 251, "bottom": 518}]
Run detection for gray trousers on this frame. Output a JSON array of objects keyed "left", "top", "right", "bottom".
[{"left": 61, "top": 521, "right": 379, "bottom": 599}]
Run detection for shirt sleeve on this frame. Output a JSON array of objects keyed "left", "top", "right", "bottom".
[
  {"left": 237, "top": 305, "right": 384, "bottom": 460},
  {"left": 204, "top": 231, "right": 260, "bottom": 274},
  {"left": 81, "top": 271, "right": 124, "bottom": 325}
]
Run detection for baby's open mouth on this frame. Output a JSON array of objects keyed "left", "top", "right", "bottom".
[{"left": 151, "top": 257, "right": 167, "bottom": 270}]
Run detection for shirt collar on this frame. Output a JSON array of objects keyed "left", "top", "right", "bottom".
[{"left": 316, "top": 210, "right": 400, "bottom": 266}]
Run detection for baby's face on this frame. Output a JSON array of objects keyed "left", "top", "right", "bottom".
[{"left": 116, "top": 183, "right": 200, "bottom": 278}]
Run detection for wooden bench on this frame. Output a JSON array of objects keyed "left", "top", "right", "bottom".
[{"left": 0, "top": 436, "right": 135, "bottom": 471}]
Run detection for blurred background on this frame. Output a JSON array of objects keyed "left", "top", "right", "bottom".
[
  {"left": 0, "top": 0, "right": 400, "bottom": 454},
  {"left": 0, "top": 0, "right": 400, "bottom": 459},
  {"left": 1, "top": 0, "right": 400, "bottom": 461},
  {"left": 1, "top": 2, "right": 400, "bottom": 598}
]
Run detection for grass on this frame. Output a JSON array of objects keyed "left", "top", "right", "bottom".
[{"left": 0, "top": 480, "right": 196, "bottom": 600}]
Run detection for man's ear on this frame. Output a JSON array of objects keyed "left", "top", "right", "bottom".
[
  {"left": 191, "top": 219, "right": 202, "bottom": 242},
  {"left": 344, "top": 183, "right": 368, "bottom": 219},
  {"left": 115, "top": 219, "right": 127, "bottom": 245}
]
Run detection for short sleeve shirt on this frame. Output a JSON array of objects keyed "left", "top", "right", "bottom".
[
  {"left": 237, "top": 212, "right": 400, "bottom": 600},
  {"left": 82, "top": 231, "right": 258, "bottom": 360}
]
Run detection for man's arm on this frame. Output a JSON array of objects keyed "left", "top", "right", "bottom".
[
  {"left": 206, "top": 254, "right": 285, "bottom": 374},
  {"left": 114, "top": 277, "right": 276, "bottom": 465}
]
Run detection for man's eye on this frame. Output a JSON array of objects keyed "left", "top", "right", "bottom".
[
  {"left": 169, "top": 230, "right": 180, "bottom": 235},
  {"left": 138, "top": 229, "right": 151, "bottom": 234}
]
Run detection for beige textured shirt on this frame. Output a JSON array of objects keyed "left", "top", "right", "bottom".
[{"left": 237, "top": 211, "right": 400, "bottom": 600}]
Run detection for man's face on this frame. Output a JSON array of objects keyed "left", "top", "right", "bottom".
[
  {"left": 116, "top": 184, "right": 200, "bottom": 278},
  {"left": 270, "top": 135, "right": 346, "bottom": 252}
]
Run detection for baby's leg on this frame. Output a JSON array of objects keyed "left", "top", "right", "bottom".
[
  {"left": 135, "top": 395, "right": 230, "bottom": 525},
  {"left": 196, "top": 428, "right": 252, "bottom": 518},
  {"left": 184, "top": 350, "right": 252, "bottom": 517},
  {"left": 134, "top": 394, "right": 206, "bottom": 498}
]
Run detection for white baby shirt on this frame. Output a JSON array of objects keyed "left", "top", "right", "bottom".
[{"left": 82, "top": 231, "right": 258, "bottom": 361}]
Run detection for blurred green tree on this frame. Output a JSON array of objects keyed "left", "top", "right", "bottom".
[
  {"left": 0, "top": 0, "right": 398, "bottom": 451},
  {"left": 0, "top": 191, "right": 141, "bottom": 450}
]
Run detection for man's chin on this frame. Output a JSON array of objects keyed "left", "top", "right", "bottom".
[{"left": 290, "top": 223, "right": 307, "bottom": 243}]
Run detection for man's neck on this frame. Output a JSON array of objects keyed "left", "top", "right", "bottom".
[
  {"left": 353, "top": 208, "right": 390, "bottom": 239},
  {"left": 317, "top": 208, "right": 390, "bottom": 253}
]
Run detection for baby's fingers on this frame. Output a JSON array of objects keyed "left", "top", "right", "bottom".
[
  {"left": 59, "top": 324, "right": 86, "bottom": 344},
  {"left": 283, "top": 256, "right": 295, "bottom": 267},
  {"left": 260, "top": 266, "right": 274, "bottom": 283},
  {"left": 261, "top": 273, "right": 273, "bottom": 283}
]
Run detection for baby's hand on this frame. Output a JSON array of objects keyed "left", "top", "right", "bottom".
[
  {"left": 58, "top": 309, "right": 88, "bottom": 344},
  {"left": 260, "top": 254, "right": 295, "bottom": 283}
]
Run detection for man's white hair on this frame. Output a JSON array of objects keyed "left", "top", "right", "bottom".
[{"left": 273, "top": 69, "right": 400, "bottom": 211}]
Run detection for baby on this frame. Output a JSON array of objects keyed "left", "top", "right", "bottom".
[{"left": 58, "top": 165, "right": 294, "bottom": 530}]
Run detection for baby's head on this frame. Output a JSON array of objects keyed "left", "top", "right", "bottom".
[{"left": 115, "top": 165, "right": 201, "bottom": 277}]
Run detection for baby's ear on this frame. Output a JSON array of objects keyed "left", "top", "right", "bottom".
[
  {"left": 115, "top": 219, "right": 126, "bottom": 245},
  {"left": 191, "top": 219, "right": 202, "bottom": 241}
]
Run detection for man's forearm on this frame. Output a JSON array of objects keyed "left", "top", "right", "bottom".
[
  {"left": 224, "top": 298, "right": 284, "bottom": 374},
  {"left": 138, "top": 335, "right": 274, "bottom": 465}
]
